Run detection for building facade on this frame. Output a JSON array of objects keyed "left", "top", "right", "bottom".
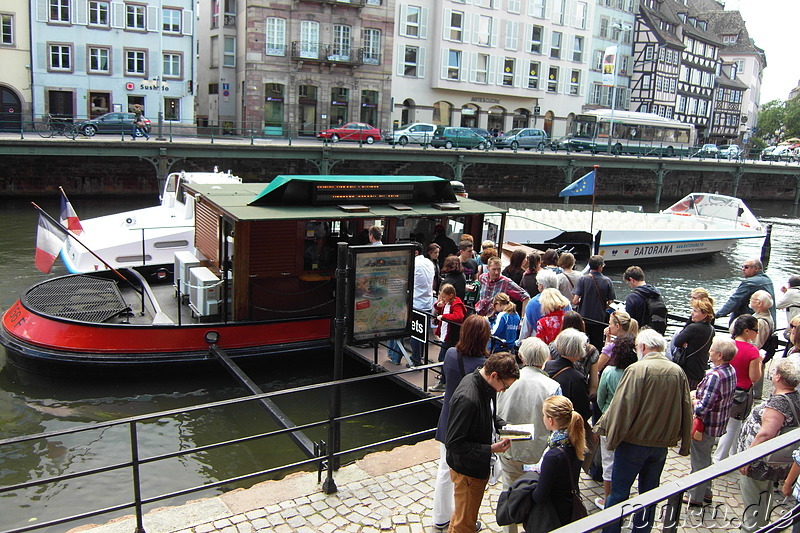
[
  {"left": 700, "top": 6, "right": 765, "bottom": 146},
  {"left": 707, "top": 62, "right": 746, "bottom": 144},
  {"left": 195, "top": 0, "right": 395, "bottom": 136},
  {"left": 30, "top": 0, "right": 195, "bottom": 125},
  {"left": 390, "top": 0, "right": 594, "bottom": 138},
  {"left": 585, "top": 0, "right": 635, "bottom": 112},
  {"left": 0, "top": 1, "right": 31, "bottom": 131}
]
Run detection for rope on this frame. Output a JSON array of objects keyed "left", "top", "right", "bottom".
[
  {"left": 252, "top": 299, "right": 335, "bottom": 314},
  {"left": 253, "top": 279, "right": 335, "bottom": 296}
]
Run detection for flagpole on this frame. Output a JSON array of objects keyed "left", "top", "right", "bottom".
[
  {"left": 31, "top": 202, "right": 132, "bottom": 285},
  {"left": 590, "top": 165, "right": 598, "bottom": 237}
]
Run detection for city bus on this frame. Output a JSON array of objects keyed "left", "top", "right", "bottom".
[{"left": 567, "top": 110, "right": 696, "bottom": 156}]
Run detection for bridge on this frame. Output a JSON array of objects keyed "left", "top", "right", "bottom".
[{"left": 1, "top": 134, "right": 799, "bottom": 209}]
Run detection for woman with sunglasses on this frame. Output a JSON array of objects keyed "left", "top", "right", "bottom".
[{"left": 713, "top": 314, "right": 763, "bottom": 463}]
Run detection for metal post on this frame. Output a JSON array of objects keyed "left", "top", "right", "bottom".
[
  {"left": 654, "top": 165, "right": 666, "bottom": 211},
  {"left": 562, "top": 163, "right": 576, "bottom": 205},
  {"left": 323, "top": 242, "right": 348, "bottom": 494},
  {"left": 731, "top": 167, "right": 743, "bottom": 198},
  {"left": 155, "top": 111, "right": 166, "bottom": 141},
  {"left": 793, "top": 175, "right": 800, "bottom": 217},
  {"left": 129, "top": 422, "right": 146, "bottom": 533}
]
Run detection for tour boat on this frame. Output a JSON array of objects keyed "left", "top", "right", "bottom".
[
  {"left": 1, "top": 176, "right": 503, "bottom": 376},
  {"left": 497, "top": 193, "right": 766, "bottom": 264},
  {"left": 61, "top": 168, "right": 243, "bottom": 274}
]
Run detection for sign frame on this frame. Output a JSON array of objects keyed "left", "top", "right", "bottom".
[{"left": 346, "top": 244, "right": 415, "bottom": 344}]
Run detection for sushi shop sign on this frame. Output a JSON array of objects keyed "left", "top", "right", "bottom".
[
  {"left": 126, "top": 79, "right": 183, "bottom": 92},
  {"left": 347, "top": 244, "right": 415, "bottom": 343}
]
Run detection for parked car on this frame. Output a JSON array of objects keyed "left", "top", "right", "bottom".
[
  {"left": 493, "top": 128, "right": 549, "bottom": 150},
  {"left": 717, "top": 145, "right": 742, "bottom": 160},
  {"left": 317, "top": 122, "right": 381, "bottom": 143},
  {"left": 430, "top": 126, "right": 489, "bottom": 149},
  {"left": 468, "top": 127, "right": 494, "bottom": 143},
  {"left": 549, "top": 134, "right": 582, "bottom": 152},
  {"left": 761, "top": 145, "right": 795, "bottom": 161},
  {"left": 77, "top": 112, "right": 151, "bottom": 137},
  {"left": 385, "top": 122, "right": 436, "bottom": 146},
  {"left": 692, "top": 144, "right": 719, "bottom": 158}
]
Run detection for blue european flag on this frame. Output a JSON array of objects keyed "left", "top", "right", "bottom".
[{"left": 559, "top": 170, "right": 595, "bottom": 197}]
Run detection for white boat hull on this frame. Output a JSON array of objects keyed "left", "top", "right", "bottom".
[{"left": 499, "top": 193, "right": 766, "bottom": 265}]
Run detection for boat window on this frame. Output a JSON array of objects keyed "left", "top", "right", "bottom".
[
  {"left": 164, "top": 174, "right": 178, "bottom": 193},
  {"left": 154, "top": 240, "right": 190, "bottom": 249},
  {"left": 116, "top": 254, "right": 153, "bottom": 263},
  {"left": 304, "top": 221, "right": 336, "bottom": 271}
]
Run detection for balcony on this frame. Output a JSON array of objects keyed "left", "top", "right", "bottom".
[{"left": 290, "top": 43, "right": 380, "bottom": 66}]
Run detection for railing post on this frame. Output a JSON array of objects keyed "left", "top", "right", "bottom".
[
  {"left": 129, "top": 421, "right": 146, "bottom": 533},
  {"left": 323, "top": 242, "right": 348, "bottom": 494}
]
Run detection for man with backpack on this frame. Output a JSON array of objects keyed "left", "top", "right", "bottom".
[{"left": 623, "top": 266, "right": 668, "bottom": 335}]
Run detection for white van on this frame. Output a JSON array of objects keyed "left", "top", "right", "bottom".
[{"left": 386, "top": 123, "right": 436, "bottom": 146}]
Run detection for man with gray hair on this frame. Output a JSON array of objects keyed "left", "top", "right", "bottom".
[
  {"left": 497, "top": 337, "right": 561, "bottom": 508},
  {"left": 717, "top": 257, "right": 775, "bottom": 325},
  {"left": 594, "top": 329, "right": 692, "bottom": 533},
  {"left": 518, "top": 269, "right": 570, "bottom": 341}
]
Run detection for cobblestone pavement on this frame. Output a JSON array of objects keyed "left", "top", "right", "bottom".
[{"left": 74, "top": 437, "right": 781, "bottom": 533}]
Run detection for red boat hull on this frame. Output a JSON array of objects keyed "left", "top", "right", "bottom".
[{"left": 1, "top": 299, "right": 332, "bottom": 376}]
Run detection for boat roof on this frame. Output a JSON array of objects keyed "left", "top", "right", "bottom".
[{"left": 186, "top": 177, "right": 504, "bottom": 222}]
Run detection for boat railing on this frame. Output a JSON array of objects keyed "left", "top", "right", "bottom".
[{"left": 0, "top": 365, "right": 443, "bottom": 533}]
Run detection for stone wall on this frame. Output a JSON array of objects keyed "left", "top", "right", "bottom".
[{"left": 0, "top": 153, "right": 796, "bottom": 205}]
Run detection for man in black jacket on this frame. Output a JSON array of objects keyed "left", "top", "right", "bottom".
[{"left": 446, "top": 353, "right": 519, "bottom": 533}]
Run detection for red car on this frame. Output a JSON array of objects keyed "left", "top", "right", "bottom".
[{"left": 317, "top": 122, "right": 381, "bottom": 144}]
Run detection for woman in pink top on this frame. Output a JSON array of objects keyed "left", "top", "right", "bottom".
[{"left": 714, "top": 314, "right": 762, "bottom": 462}]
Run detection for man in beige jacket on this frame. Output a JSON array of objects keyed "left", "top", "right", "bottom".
[{"left": 594, "top": 328, "right": 692, "bottom": 533}]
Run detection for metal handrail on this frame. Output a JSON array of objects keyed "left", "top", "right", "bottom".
[
  {"left": 554, "top": 427, "right": 800, "bottom": 532},
  {"left": 0, "top": 364, "right": 443, "bottom": 533}
]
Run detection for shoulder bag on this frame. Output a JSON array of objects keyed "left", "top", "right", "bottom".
[
  {"left": 673, "top": 324, "right": 714, "bottom": 368},
  {"left": 564, "top": 448, "right": 588, "bottom": 521},
  {"left": 764, "top": 395, "right": 800, "bottom": 467}
]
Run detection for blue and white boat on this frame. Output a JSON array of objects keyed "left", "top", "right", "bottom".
[{"left": 498, "top": 193, "right": 766, "bottom": 264}]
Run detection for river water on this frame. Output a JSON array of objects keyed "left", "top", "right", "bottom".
[{"left": 0, "top": 195, "right": 798, "bottom": 531}]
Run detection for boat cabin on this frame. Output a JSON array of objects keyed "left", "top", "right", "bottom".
[{"left": 185, "top": 176, "right": 504, "bottom": 323}]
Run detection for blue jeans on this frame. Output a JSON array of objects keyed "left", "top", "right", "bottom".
[
  {"left": 387, "top": 339, "right": 403, "bottom": 365},
  {"left": 602, "top": 441, "right": 668, "bottom": 533}
]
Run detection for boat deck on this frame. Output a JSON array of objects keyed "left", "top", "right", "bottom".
[{"left": 345, "top": 340, "right": 445, "bottom": 398}]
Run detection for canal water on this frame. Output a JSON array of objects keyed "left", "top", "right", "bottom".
[{"left": 0, "top": 195, "right": 798, "bottom": 531}]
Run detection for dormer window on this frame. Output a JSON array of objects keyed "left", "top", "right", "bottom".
[{"left": 722, "top": 34, "right": 738, "bottom": 44}]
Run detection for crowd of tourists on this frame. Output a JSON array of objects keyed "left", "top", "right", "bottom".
[{"left": 396, "top": 230, "right": 800, "bottom": 533}]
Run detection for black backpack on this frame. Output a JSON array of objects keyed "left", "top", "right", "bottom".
[{"left": 637, "top": 289, "right": 668, "bottom": 334}]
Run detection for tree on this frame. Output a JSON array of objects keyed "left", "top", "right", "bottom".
[{"left": 755, "top": 98, "right": 800, "bottom": 145}]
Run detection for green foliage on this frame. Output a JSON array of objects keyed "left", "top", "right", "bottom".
[{"left": 756, "top": 98, "right": 800, "bottom": 145}]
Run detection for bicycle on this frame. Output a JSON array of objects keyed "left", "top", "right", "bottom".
[{"left": 37, "top": 114, "right": 79, "bottom": 140}]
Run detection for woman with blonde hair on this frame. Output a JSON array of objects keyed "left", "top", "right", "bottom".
[
  {"left": 529, "top": 395, "right": 586, "bottom": 527},
  {"left": 597, "top": 311, "right": 639, "bottom": 372},
  {"left": 488, "top": 292, "right": 521, "bottom": 353},
  {"left": 536, "top": 288, "right": 570, "bottom": 344},
  {"left": 690, "top": 287, "right": 714, "bottom": 306},
  {"left": 672, "top": 298, "right": 716, "bottom": 390}
]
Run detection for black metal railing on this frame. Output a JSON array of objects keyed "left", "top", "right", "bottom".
[{"left": 0, "top": 364, "right": 442, "bottom": 533}]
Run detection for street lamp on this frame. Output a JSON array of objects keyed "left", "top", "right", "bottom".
[{"left": 607, "top": 22, "right": 632, "bottom": 153}]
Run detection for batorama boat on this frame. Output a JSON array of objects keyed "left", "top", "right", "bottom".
[
  {"left": 1, "top": 176, "right": 503, "bottom": 376},
  {"left": 61, "top": 168, "right": 243, "bottom": 274},
  {"left": 498, "top": 193, "right": 766, "bottom": 264}
]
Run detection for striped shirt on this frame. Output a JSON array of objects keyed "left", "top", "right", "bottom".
[{"left": 694, "top": 362, "right": 737, "bottom": 437}]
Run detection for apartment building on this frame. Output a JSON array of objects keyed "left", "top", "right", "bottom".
[
  {"left": 195, "top": 0, "right": 395, "bottom": 136},
  {"left": 585, "top": 0, "right": 635, "bottom": 112},
  {"left": 630, "top": 0, "right": 723, "bottom": 142},
  {"left": 701, "top": 7, "right": 765, "bottom": 145},
  {"left": 391, "top": 0, "right": 594, "bottom": 138},
  {"left": 30, "top": 0, "right": 195, "bottom": 124},
  {"left": 0, "top": 1, "right": 31, "bottom": 131},
  {"left": 707, "top": 62, "right": 746, "bottom": 144}
]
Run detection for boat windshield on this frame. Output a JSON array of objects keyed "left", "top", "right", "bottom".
[{"left": 664, "top": 194, "right": 761, "bottom": 228}]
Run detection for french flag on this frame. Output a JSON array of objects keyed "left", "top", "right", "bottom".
[
  {"left": 35, "top": 214, "right": 68, "bottom": 273},
  {"left": 59, "top": 188, "right": 83, "bottom": 235}
]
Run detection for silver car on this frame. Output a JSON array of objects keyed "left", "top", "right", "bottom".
[
  {"left": 386, "top": 123, "right": 436, "bottom": 146},
  {"left": 493, "top": 128, "right": 549, "bottom": 150}
]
